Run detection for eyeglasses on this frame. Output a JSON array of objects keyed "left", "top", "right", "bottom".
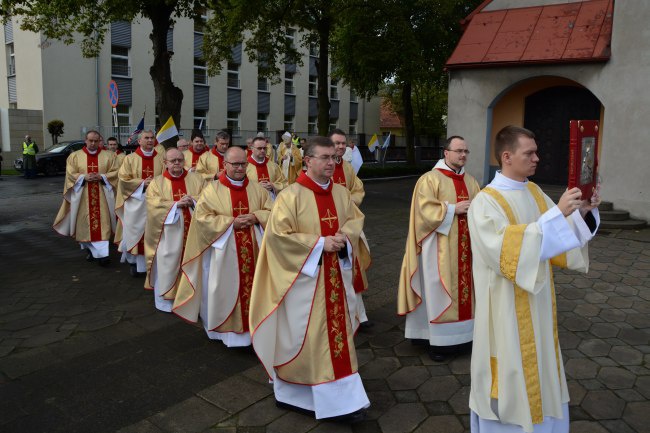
[
  {"left": 225, "top": 161, "right": 247, "bottom": 168},
  {"left": 308, "top": 155, "right": 338, "bottom": 162},
  {"left": 447, "top": 149, "right": 470, "bottom": 155},
  {"left": 167, "top": 159, "right": 184, "bottom": 164},
  {"left": 253, "top": 146, "right": 267, "bottom": 150}
]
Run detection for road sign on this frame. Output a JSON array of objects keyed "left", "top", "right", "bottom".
[{"left": 108, "top": 80, "right": 119, "bottom": 108}]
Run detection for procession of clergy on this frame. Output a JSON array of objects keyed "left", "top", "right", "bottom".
[{"left": 53, "top": 123, "right": 601, "bottom": 432}]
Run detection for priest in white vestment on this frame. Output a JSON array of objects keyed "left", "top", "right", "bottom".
[{"left": 467, "top": 126, "right": 600, "bottom": 433}]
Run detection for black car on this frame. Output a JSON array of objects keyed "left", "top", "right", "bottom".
[{"left": 14, "top": 140, "right": 85, "bottom": 176}]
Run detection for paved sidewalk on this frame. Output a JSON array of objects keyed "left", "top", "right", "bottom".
[{"left": 0, "top": 175, "right": 648, "bottom": 433}]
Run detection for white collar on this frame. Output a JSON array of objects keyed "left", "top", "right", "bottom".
[
  {"left": 315, "top": 179, "right": 330, "bottom": 190},
  {"left": 168, "top": 169, "right": 184, "bottom": 178},
  {"left": 86, "top": 148, "right": 98, "bottom": 155},
  {"left": 226, "top": 175, "right": 244, "bottom": 186},
  {"left": 252, "top": 155, "right": 265, "bottom": 164},
  {"left": 488, "top": 171, "right": 528, "bottom": 191},
  {"left": 434, "top": 159, "right": 464, "bottom": 174},
  {"left": 141, "top": 148, "right": 154, "bottom": 157}
]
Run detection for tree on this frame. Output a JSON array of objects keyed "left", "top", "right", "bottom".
[
  {"left": 47, "top": 119, "right": 64, "bottom": 145},
  {"left": 203, "top": 0, "right": 372, "bottom": 136},
  {"left": 331, "top": 0, "right": 483, "bottom": 164},
  {"left": 2, "top": 0, "right": 209, "bottom": 130}
]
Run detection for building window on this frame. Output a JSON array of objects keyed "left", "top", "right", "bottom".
[
  {"left": 285, "top": 28, "right": 296, "bottom": 48},
  {"left": 349, "top": 119, "right": 357, "bottom": 136},
  {"left": 257, "top": 113, "right": 268, "bottom": 134},
  {"left": 309, "top": 43, "right": 319, "bottom": 57},
  {"left": 7, "top": 43, "right": 15, "bottom": 76},
  {"left": 308, "top": 116, "right": 317, "bottom": 135},
  {"left": 329, "top": 118, "right": 338, "bottom": 131},
  {"left": 285, "top": 70, "right": 295, "bottom": 95},
  {"left": 350, "top": 90, "right": 358, "bottom": 103},
  {"left": 330, "top": 78, "right": 339, "bottom": 100},
  {"left": 111, "top": 45, "right": 130, "bottom": 77},
  {"left": 194, "top": 109, "right": 207, "bottom": 131},
  {"left": 258, "top": 76, "right": 269, "bottom": 92},
  {"left": 227, "top": 111, "right": 240, "bottom": 136},
  {"left": 194, "top": 58, "right": 207, "bottom": 85},
  {"left": 308, "top": 75, "right": 317, "bottom": 97},
  {"left": 115, "top": 105, "right": 131, "bottom": 142},
  {"left": 194, "top": 8, "right": 207, "bottom": 34},
  {"left": 227, "top": 62, "right": 240, "bottom": 88},
  {"left": 284, "top": 115, "right": 294, "bottom": 132}
]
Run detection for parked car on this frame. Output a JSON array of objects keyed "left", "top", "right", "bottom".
[{"left": 14, "top": 140, "right": 85, "bottom": 176}]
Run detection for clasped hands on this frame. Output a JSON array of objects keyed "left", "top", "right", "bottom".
[
  {"left": 558, "top": 184, "right": 602, "bottom": 217},
  {"left": 176, "top": 195, "right": 194, "bottom": 208},
  {"left": 324, "top": 231, "right": 347, "bottom": 253},
  {"left": 233, "top": 213, "right": 258, "bottom": 229}
]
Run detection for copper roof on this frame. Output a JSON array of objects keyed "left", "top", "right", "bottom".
[{"left": 446, "top": 0, "right": 613, "bottom": 69}]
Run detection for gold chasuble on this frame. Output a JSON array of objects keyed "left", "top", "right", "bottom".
[
  {"left": 115, "top": 148, "right": 164, "bottom": 254},
  {"left": 183, "top": 147, "right": 208, "bottom": 170},
  {"left": 195, "top": 148, "right": 225, "bottom": 181},
  {"left": 173, "top": 175, "right": 271, "bottom": 340},
  {"left": 245, "top": 156, "right": 288, "bottom": 194},
  {"left": 332, "top": 160, "right": 365, "bottom": 206},
  {"left": 53, "top": 147, "right": 118, "bottom": 241},
  {"left": 250, "top": 172, "right": 368, "bottom": 385},
  {"left": 278, "top": 144, "right": 303, "bottom": 184},
  {"left": 398, "top": 166, "right": 480, "bottom": 324},
  {"left": 114, "top": 151, "right": 126, "bottom": 168},
  {"left": 143, "top": 169, "right": 205, "bottom": 300},
  {"left": 468, "top": 175, "right": 594, "bottom": 433}
]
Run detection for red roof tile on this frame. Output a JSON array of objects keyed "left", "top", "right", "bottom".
[
  {"left": 447, "top": 0, "right": 613, "bottom": 69},
  {"left": 380, "top": 100, "right": 403, "bottom": 129}
]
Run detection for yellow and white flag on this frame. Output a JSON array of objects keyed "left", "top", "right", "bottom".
[
  {"left": 156, "top": 116, "right": 179, "bottom": 143},
  {"left": 368, "top": 134, "right": 379, "bottom": 152}
]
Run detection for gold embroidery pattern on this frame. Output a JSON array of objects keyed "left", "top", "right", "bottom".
[
  {"left": 490, "top": 356, "right": 498, "bottom": 399},
  {"left": 458, "top": 218, "right": 471, "bottom": 305},
  {"left": 236, "top": 230, "right": 254, "bottom": 321},
  {"left": 500, "top": 224, "right": 527, "bottom": 282},
  {"left": 328, "top": 258, "right": 345, "bottom": 358},
  {"left": 481, "top": 187, "right": 543, "bottom": 425}
]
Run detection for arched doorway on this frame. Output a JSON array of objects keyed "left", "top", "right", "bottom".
[{"left": 524, "top": 86, "right": 601, "bottom": 185}]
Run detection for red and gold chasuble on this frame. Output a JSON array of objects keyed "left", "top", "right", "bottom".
[
  {"left": 436, "top": 168, "right": 472, "bottom": 321},
  {"left": 188, "top": 146, "right": 207, "bottom": 168},
  {"left": 332, "top": 161, "right": 346, "bottom": 185},
  {"left": 163, "top": 169, "right": 192, "bottom": 246},
  {"left": 211, "top": 148, "right": 226, "bottom": 171},
  {"left": 219, "top": 174, "right": 254, "bottom": 332},
  {"left": 83, "top": 147, "right": 103, "bottom": 242},
  {"left": 296, "top": 173, "right": 353, "bottom": 379},
  {"left": 133, "top": 147, "right": 158, "bottom": 253},
  {"left": 247, "top": 156, "right": 270, "bottom": 182}
]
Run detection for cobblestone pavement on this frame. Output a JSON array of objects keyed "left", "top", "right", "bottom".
[{"left": 0, "top": 175, "right": 648, "bottom": 433}]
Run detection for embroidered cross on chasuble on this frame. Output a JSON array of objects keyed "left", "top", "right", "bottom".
[
  {"left": 248, "top": 156, "right": 270, "bottom": 182},
  {"left": 435, "top": 168, "right": 473, "bottom": 320},
  {"left": 220, "top": 174, "right": 255, "bottom": 331},
  {"left": 83, "top": 147, "right": 103, "bottom": 242},
  {"left": 188, "top": 146, "right": 207, "bottom": 168},
  {"left": 332, "top": 161, "right": 346, "bottom": 185},
  {"left": 296, "top": 173, "right": 353, "bottom": 379},
  {"left": 164, "top": 169, "right": 192, "bottom": 244}
]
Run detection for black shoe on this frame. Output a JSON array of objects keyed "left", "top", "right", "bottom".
[
  {"left": 98, "top": 257, "right": 111, "bottom": 267},
  {"left": 410, "top": 339, "right": 428, "bottom": 346},
  {"left": 129, "top": 264, "right": 138, "bottom": 277},
  {"left": 275, "top": 400, "right": 316, "bottom": 418},
  {"left": 359, "top": 320, "right": 374, "bottom": 330},
  {"left": 325, "top": 408, "right": 367, "bottom": 424},
  {"left": 429, "top": 348, "right": 447, "bottom": 362},
  {"left": 85, "top": 252, "right": 95, "bottom": 262}
]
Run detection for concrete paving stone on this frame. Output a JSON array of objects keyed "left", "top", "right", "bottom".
[
  {"left": 569, "top": 420, "right": 609, "bottom": 433},
  {"left": 426, "top": 365, "right": 452, "bottom": 376},
  {"left": 625, "top": 366, "right": 650, "bottom": 376},
  {"left": 359, "top": 357, "right": 401, "bottom": 380},
  {"left": 589, "top": 323, "right": 621, "bottom": 338},
  {"left": 623, "top": 401, "right": 650, "bottom": 433},
  {"left": 363, "top": 379, "right": 390, "bottom": 393},
  {"left": 236, "top": 395, "right": 285, "bottom": 427},
  {"left": 241, "top": 364, "right": 270, "bottom": 386},
  {"left": 365, "top": 391, "right": 396, "bottom": 420},
  {"left": 374, "top": 348, "right": 397, "bottom": 358},
  {"left": 394, "top": 390, "right": 419, "bottom": 403},
  {"left": 562, "top": 288, "right": 587, "bottom": 300},
  {"left": 351, "top": 420, "right": 381, "bottom": 433},
  {"left": 605, "top": 337, "right": 627, "bottom": 347},
  {"left": 413, "top": 415, "right": 464, "bottom": 433},
  {"left": 597, "top": 366, "right": 637, "bottom": 389},
  {"left": 198, "top": 375, "right": 272, "bottom": 413},
  {"left": 578, "top": 339, "right": 612, "bottom": 357},
  {"left": 632, "top": 300, "right": 650, "bottom": 314},
  {"left": 356, "top": 348, "right": 374, "bottom": 368},
  {"left": 417, "top": 375, "right": 461, "bottom": 402},
  {"left": 600, "top": 309, "right": 627, "bottom": 323},
  {"left": 584, "top": 292, "right": 609, "bottom": 304},
  {"left": 387, "top": 365, "right": 430, "bottom": 390},
  {"left": 394, "top": 340, "right": 427, "bottom": 357},
  {"left": 556, "top": 299, "right": 578, "bottom": 312},
  {"left": 456, "top": 374, "right": 471, "bottom": 386},
  {"left": 598, "top": 420, "right": 637, "bottom": 433},
  {"left": 399, "top": 356, "right": 424, "bottom": 367},
  {"left": 266, "top": 412, "right": 318, "bottom": 433},
  {"left": 582, "top": 390, "right": 626, "bottom": 420},
  {"left": 600, "top": 272, "right": 623, "bottom": 283},
  {"left": 559, "top": 331, "right": 582, "bottom": 349},
  {"left": 565, "top": 358, "right": 599, "bottom": 379},
  {"left": 448, "top": 386, "right": 471, "bottom": 415},
  {"left": 448, "top": 355, "right": 471, "bottom": 375},
  {"left": 116, "top": 419, "right": 165, "bottom": 433},
  {"left": 593, "top": 356, "right": 618, "bottom": 367},
  {"left": 48, "top": 333, "right": 105, "bottom": 361},
  {"left": 574, "top": 303, "right": 601, "bottom": 317},
  {"left": 424, "top": 401, "right": 454, "bottom": 416},
  {"left": 0, "top": 345, "right": 16, "bottom": 357},
  {"left": 148, "top": 397, "right": 229, "bottom": 433},
  {"left": 572, "top": 277, "right": 594, "bottom": 289},
  {"left": 567, "top": 380, "right": 587, "bottom": 406},
  {"left": 458, "top": 414, "right": 471, "bottom": 430},
  {"left": 562, "top": 316, "right": 592, "bottom": 332},
  {"left": 609, "top": 345, "right": 644, "bottom": 366},
  {"left": 134, "top": 311, "right": 179, "bottom": 332},
  {"left": 615, "top": 285, "right": 640, "bottom": 297},
  {"left": 378, "top": 403, "right": 427, "bottom": 433},
  {"left": 310, "top": 422, "right": 354, "bottom": 433},
  {"left": 615, "top": 388, "right": 646, "bottom": 402},
  {"left": 0, "top": 346, "right": 63, "bottom": 379},
  {"left": 579, "top": 379, "right": 606, "bottom": 390},
  {"left": 369, "top": 331, "right": 405, "bottom": 349},
  {"left": 618, "top": 329, "right": 650, "bottom": 346},
  {"left": 554, "top": 274, "right": 574, "bottom": 284},
  {"left": 569, "top": 405, "right": 593, "bottom": 421},
  {"left": 2, "top": 314, "right": 50, "bottom": 332}
]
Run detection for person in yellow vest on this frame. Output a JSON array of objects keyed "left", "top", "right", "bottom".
[
  {"left": 278, "top": 131, "right": 302, "bottom": 184},
  {"left": 22, "top": 135, "right": 39, "bottom": 179}
]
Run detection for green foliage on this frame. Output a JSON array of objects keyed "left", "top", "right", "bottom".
[{"left": 47, "top": 119, "right": 64, "bottom": 144}]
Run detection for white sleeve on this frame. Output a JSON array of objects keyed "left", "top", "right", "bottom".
[
  {"left": 435, "top": 203, "right": 455, "bottom": 236},
  {"left": 539, "top": 205, "right": 581, "bottom": 261},
  {"left": 301, "top": 237, "right": 325, "bottom": 278},
  {"left": 164, "top": 203, "right": 180, "bottom": 225}
]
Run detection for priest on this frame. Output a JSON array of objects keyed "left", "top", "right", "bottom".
[
  {"left": 330, "top": 129, "right": 371, "bottom": 327},
  {"left": 115, "top": 130, "right": 165, "bottom": 277},
  {"left": 173, "top": 146, "right": 271, "bottom": 346},
  {"left": 250, "top": 136, "right": 370, "bottom": 423},
  {"left": 53, "top": 130, "right": 118, "bottom": 266},
  {"left": 398, "top": 135, "right": 480, "bottom": 361},
  {"left": 468, "top": 125, "right": 600, "bottom": 433},
  {"left": 144, "top": 148, "right": 205, "bottom": 312},
  {"left": 183, "top": 129, "right": 208, "bottom": 171},
  {"left": 246, "top": 136, "right": 287, "bottom": 200},
  {"left": 196, "top": 130, "right": 230, "bottom": 181},
  {"left": 277, "top": 131, "right": 303, "bottom": 184}
]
